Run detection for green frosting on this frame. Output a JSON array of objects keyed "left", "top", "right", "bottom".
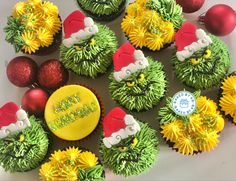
[
  {"left": 109, "top": 57, "right": 167, "bottom": 111},
  {"left": 146, "top": 0, "right": 184, "bottom": 29},
  {"left": 100, "top": 121, "right": 159, "bottom": 177},
  {"left": 4, "top": 16, "right": 25, "bottom": 52},
  {"left": 172, "top": 35, "right": 231, "bottom": 89},
  {"left": 159, "top": 91, "right": 201, "bottom": 125},
  {"left": 78, "top": 165, "right": 104, "bottom": 181},
  {"left": 77, "top": 0, "right": 125, "bottom": 16},
  {"left": 60, "top": 24, "right": 118, "bottom": 78},
  {"left": 0, "top": 116, "right": 49, "bottom": 172}
]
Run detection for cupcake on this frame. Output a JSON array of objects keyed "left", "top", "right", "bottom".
[
  {"left": 219, "top": 72, "right": 236, "bottom": 123},
  {"left": 44, "top": 85, "right": 102, "bottom": 141},
  {"left": 39, "top": 147, "right": 105, "bottom": 181},
  {"left": 172, "top": 22, "right": 231, "bottom": 89},
  {"left": 60, "top": 10, "right": 118, "bottom": 78},
  {"left": 159, "top": 91, "right": 225, "bottom": 155},
  {"left": 77, "top": 0, "right": 127, "bottom": 21},
  {"left": 0, "top": 102, "right": 49, "bottom": 172},
  {"left": 121, "top": 0, "right": 184, "bottom": 51},
  {"left": 4, "top": 0, "right": 62, "bottom": 55},
  {"left": 109, "top": 43, "right": 167, "bottom": 111},
  {"left": 100, "top": 107, "right": 159, "bottom": 177}
]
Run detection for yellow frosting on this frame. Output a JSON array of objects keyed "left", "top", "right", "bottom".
[
  {"left": 21, "top": 31, "right": 40, "bottom": 54},
  {"left": 45, "top": 85, "right": 101, "bottom": 141},
  {"left": 215, "top": 114, "right": 225, "bottom": 132},
  {"left": 188, "top": 114, "right": 203, "bottom": 133},
  {"left": 12, "top": 2, "right": 27, "bottom": 17},
  {"left": 37, "top": 28, "right": 53, "bottom": 47},
  {"left": 122, "top": 0, "right": 175, "bottom": 51},
  {"left": 173, "top": 136, "right": 197, "bottom": 155},
  {"left": 196, "top": 131, "right": 219, "bottom": 152},
  {"left": 78, "top": 151, "right": 98, "bottom": 169},
  {"left": 197, "top": 96, "right": 217, "bottom": 114},
  {"left": 220, "top": 94, "right": 236, "bottom": 121},
  {"left": 221, "top": 75, "right": 236, "bottom": 96},
  {"left": 161, "top": 119, "right": 184, "bottom": 142}
]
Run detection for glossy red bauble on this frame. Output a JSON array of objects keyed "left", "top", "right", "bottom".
[
  {"left": 37, "top": 59, "right": 69, "bottom": 90},
  {"left": 21, "top": 88, "right": 49, "bottom": 115},
  {"left": 203, "top": 4, "right": 236, "bottom": 36},
  {"left": 176, "top": 0, "right": 205, "bottom": 13},
  {"left": 6, "top": 56, "right": 38, "bottom": 87}
]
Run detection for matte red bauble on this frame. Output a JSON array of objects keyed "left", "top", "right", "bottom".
[
  {"left": 21, "top": 88, "right": 49, "bottom": 115},
  {"left": 37, "top": 59, "right": 69, "bottom": 90},
  {"left": 176, "top": 0, "right": 205, "bottom": 13},
  {"left": 200, "top": 4, "right": 236, "bottom": 36},
  {"left": 6, "top": 56, "right": 38, "bottom": 87}
]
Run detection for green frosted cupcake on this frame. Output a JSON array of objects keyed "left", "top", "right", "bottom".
[
  {"left": 109, "top": 43, "right": 167, "bottom": 111},
  {"left": 0, "top": 102, "right": 49, "bottom": 172},
  {"left": 172, "top": 22, "right": 231, "bottom": 89},
  {"left": 100, "top": 107, "right": 159, "bottom": 177},
  {"left": 60, "top": 10, "right": 118, "bottom": 78},
  {"left": 77, "top": 0, "right": 127, "bottom": 21}
]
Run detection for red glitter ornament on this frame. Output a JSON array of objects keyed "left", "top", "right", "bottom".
[
  {"left": 199, "top": 4, "right": 236, "bottom": 36},
  {"left": 21, "top": 88, "right": 49, "bottom": 115},
  {"left": 6, "top": 56, "right": 38, "bottom": 87},
  {"left": 37, "top": 59, "right": 69, "bottom": 90},
  {"left": 176, "top": 0, "right": 205, "bottom": 13}
]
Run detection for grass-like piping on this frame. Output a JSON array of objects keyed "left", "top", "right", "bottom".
[
  {"left": 100, "top": 120, "right": 159, "bottom": 177},
  {"left": 0, "top": 115, "right": 49, "bottom": 172},
  {"left": 60, "top": 24, "right": 118, "bottom": 78},
  {"left": 172, "top": 35, "right": 231, "bottom": 89},
  {"left": 109, "top": 57, "right": 167, "bottom": 111}
]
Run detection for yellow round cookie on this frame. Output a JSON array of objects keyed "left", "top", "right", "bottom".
[{"left": 45, "top": 85, "right": 101, "bottom": 141}]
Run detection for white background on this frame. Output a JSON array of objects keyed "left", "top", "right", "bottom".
[{"left": 0, "top": 0, "right": 236, "bottom": 180}]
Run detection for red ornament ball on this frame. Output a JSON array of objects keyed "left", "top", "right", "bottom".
[
  {"left": 204, "top": 4, "right": 236, "bottom": 36},
  {"left": 176, "top": 0, "right": 205, "bottom": 13},
  {"left": 37, "top": 59, "right": 69, "bottom": 90},
  {"left": 21, "top": 88, "right": 49, "bottom": 115},
  {"left": 6, "top": 56, "right": 38, "bottom": 87}
]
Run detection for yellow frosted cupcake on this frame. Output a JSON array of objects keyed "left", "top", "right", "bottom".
[
  {"left": 39, "top": 147, "right": 104, "bottom": 181},
  {"left": 121, "top": 0, "right": 184, "bottom": 51},
  {"left": 4, "top": 0, "right": 62, "bottom": 55},
  {"left": 159, "top": 91, "right": 224, "bottom": 155}
]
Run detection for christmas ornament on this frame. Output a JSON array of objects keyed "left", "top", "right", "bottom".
[
  {"left": 176, "top": 0, "right": 205, "bottom": 13},
  {"left": 6, "top": 56, "right": 38, "bottom": 87},
  {"left": 37, "top": 59, "right": 69, "bottom": 90},
  {"left": 21, "top": 88, "right": 49, "bottom": 115},
  {"left": 199, "top": 4, "right": 236, "bottom": 36}
]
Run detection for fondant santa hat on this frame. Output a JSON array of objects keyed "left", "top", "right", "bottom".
[
  {"left": 62, "top": 10, "right": 99, "bottom": 48},
  {"left": 102, "top": 107, "right": 140, "bottom": 148},
  {"left": 175, "top": 22, "right": 213, "bottom": 61},
  {"left": 0, "top": 102, "right": 30, "bottom": 139},
  {"left": 113, "top": 43, "right": 149, "bottom": 82}
]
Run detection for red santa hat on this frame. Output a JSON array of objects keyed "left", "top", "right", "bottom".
[
  {"left": 0, "top": 102, "right": 30, "bottom": 139},
  {"left": 113, "top": 43, "right": 149, "bottom": 82},
  {"left": 175, "top": 22, "right": 212, "bottom": 61},
  {"left": 62, "top": 10, "right": 99, "bottom": 48},
  {"left": 102, "top": 107, "right": 140, "bottom": 148}
]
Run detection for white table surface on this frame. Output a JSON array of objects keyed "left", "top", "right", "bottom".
[{"left": 0, "top": 0, "right": 236, "bottom": 180}]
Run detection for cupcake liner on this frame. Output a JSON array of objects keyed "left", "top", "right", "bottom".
[{"left": 77, "top": 0, "right": 127, "bottom": 21}]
